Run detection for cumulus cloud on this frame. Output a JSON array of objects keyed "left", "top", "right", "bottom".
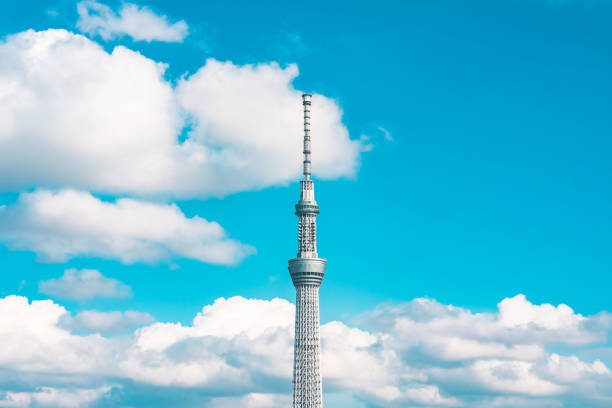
[
  {"left": 364, "top": 294, "right": 612, "bottom": 359},
  {"left": 358, "top": 294, "right": 612, "bottom": 406},
  {"left": 0, "top": 189, "right": 253, "bottom": 264},
  {"left": 0, "top": 294, "right": 610, "bottom": 407},
  {"left": 0, "top": 29, "right": 361, "bottom": 198},
  {"left": 76, "top": 1, "right": 188, "bottom": 42},
  {"left": 38, "top": 269, "right": 131, "bottom": 300},
  {"left": 122, "top": 296, "right": 295, "bottom": 386},
  {"left": 0, "top": 295, "right": 114, "bottom": 375},
  {"left": 175, "top": 59, "right": 360, "bottom": 188}
]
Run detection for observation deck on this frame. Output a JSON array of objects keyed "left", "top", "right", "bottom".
[{"left": 288, "top": 257, "right": 327, "bottom": 286}]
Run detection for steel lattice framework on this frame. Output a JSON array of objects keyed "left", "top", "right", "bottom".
[{"left": 288, "top": 93, "right": 326, "bottom": 408}]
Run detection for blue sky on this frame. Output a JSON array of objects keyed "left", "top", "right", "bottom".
[{"left": 0, "top": 0, "right": 611, "bottom": 407}]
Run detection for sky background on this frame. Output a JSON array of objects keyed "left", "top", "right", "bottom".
[{"left": 0, "top": 0, "right": 611, "bottom": 407}]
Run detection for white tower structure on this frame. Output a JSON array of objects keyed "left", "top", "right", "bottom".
[{"left": 288, "top": 93, "right": 326, "bottom": 408}]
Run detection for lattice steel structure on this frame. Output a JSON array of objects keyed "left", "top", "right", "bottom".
[{"left": 288, "top": 93, "right": 326, "bottom": 408}]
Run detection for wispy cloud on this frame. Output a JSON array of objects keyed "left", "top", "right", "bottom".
[
  {"left": 76, "top": 0, "right": 188, "bottom": 42},
  {"left": 377, "top": 125, "right": 393, "bottom": 142},
  {"left": 39, "top": 269, "right": 131, "bottom": 300},
  {"left": 279, "top": 32, "right": 310, "bottom": 59},
  {"left": 359, "top": 125, "right": 393, "bottom": 152}
]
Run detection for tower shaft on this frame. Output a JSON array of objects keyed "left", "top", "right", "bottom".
[
  {"left": 292, "top": 284, "right": 322, "bottom": 408},
  {"left": 289, "top": 94, "right": 326, "bottom": 408}
]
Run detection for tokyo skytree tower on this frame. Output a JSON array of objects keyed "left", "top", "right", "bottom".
[{"left": 288, "top": 93, "right": 327, "bottom": 408}]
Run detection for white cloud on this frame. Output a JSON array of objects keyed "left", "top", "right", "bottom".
[
  {"left": 122, "top": 296, "right": 295, "bottom": 386},
  {"left": 0, "top": 386, "right": 112, "bottom": 408},
  {"left": 401, "top": 385, "right": 459, "bottom": 406},
  {"left": 0, "top": 294, "right": 610, "bottom": 407},
  {"left": 0, "top": 295, "right": 113, "bottom": 375},
  {"left": 358, "top": 294, "right": 612, "bottom": 406},
  {"left": 175, "top": 59, "right": 361, "bottom": 192},
  {"left": 61, "top": 309, "right": 154, "bottom": 333},
  {"left": 466, "top": 359, "right": 564, "bottom": 396},
  {"left": 321, "top": 321, "right": 420, "bottom": 400},
  {"left": 364, "top": 294, "right": 611, "bottom": 361},
  {"left": 0, "top": 29, "right": 361, "bottom": 198},
  {"left": 498, "top": 294, "right": 584, "bottom": 331},
  {"left": 76, "top": 1, "right": 188, "bottom": 42},
  {"left": 132, "top": 296, "right": 295, "bottom": 354},
  {"left": 38, "top": 269, "right": 131, "bottom": 300},
  {"left": 0, "top": 189, "right": 254, "bottom": 265}
]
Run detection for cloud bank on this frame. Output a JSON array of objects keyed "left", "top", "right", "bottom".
[
  {"left": 76, "top": 1, "right": 188, "bottom": 42},
  {"left": 0, "top": 386, "right": 112, "bottom": 408},
  {"left": 0, "top": 189, "right": 254, "bottom": 264},
  {"left": 0, "top": 294, "right": 610, "bottom": 407},
  {"left": 61, "top": 309, "right": 154, "bottom": 333},
  {"left": 0, "top": 29, "right": 361, "bottom": 199}
]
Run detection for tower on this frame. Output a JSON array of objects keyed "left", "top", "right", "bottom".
[{"left": 288, "top": 93, "right": 326, "bottom": 408}]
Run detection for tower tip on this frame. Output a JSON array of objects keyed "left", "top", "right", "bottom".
[{"left": 302, "top": 93, "right": 312, "bottom": 105}]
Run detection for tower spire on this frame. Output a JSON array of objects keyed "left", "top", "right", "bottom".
[
  {"left": 289, "top": 93, "right": 327, "bottom": 408},
  {"left": 302, "top": 93, "right": 312, "bottom": 181},
  {"left": 296, "top": 93, "right": 318, "bottom": 258}
]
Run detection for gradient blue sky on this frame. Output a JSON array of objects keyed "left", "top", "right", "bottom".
[
  {"left": 3, "top": 0, "right": 611, "bottom": 322},
  {"left": 1, "top": 1, "right": 611, "bottom": 407}
]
